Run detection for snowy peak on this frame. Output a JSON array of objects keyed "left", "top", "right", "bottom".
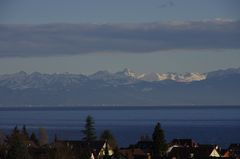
[
  {"left": 89, "top": 68, "right": 142, "bottom": 81},
  {"left": 180, "top": 72, "right": 206, "bottom": 82},
  {"left": 139, "top": 73, "right": 163, "bottom": 81},
  {"left": 88, "top": 69, "right": 206, "bottom": 82},
  {"left": 115, "top": 68, "right": 139, "bottom": 78},
  {"left": 139, "top": 72, "right": 206, "bottom": 82}
]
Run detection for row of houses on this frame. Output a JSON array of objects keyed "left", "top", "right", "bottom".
[
  {"left": 26, "top": 140, "right": 114, "bottom": 159},
  {"left": 119, "top": 139, "right": 240, "bottom": 159},
  {"left": 26, "top": 138, "right": 240, "bottom": 159}
]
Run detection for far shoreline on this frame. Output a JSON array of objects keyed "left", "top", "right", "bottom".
[{"left": 0, "top": 105, "right": 240, "bottom": 111}]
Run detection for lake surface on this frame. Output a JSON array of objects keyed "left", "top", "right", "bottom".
[{"left": 0, "top": 106, "right": 240, "bottom": 148}]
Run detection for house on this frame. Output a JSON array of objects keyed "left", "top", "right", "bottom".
[
  {"left": 228, "top": 144, "right": 240, "bottom": 158},
  {"left": 167, "top": 139, "right": 198, "bottom": 157},
  {"left": 58, "top": 140, "right": 114, "bottom": 159},
  {"left": 167, "top": 147, "right": 193, "bottom": 159},
  {"left": 194, "top": 144, "right": 221, "bottom": 158},
  {"left": 220, "top": 149, "right": 231, "bottom": 157},
  {"left": 134, "top": 141, "right": 153, "bottom": 152},
  {"left": 120, "top": 148, "right": 151, "bottom": 159},
  {"left": 92, "top": 140, "right": 114, "bottom": 158},
  {"left": 171, "top": 139, "right": 198, "bottom": 148},
  {"left": 167, "top": 144, "right": 221, "bottom": 159},
  {"left": 27, "top": 140, "right": 39, "bottom": 149},
  {"left": 119, "top": 140, "right": 153, "bottom": 159}
]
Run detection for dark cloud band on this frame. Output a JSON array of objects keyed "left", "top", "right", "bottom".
[{"left": 0, "top": 20, "right": 239, "bottom": 57}]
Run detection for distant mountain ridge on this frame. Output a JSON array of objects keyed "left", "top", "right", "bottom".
[
  {"left": 89, "top": 68, "right": 206, "bottom": 82},
  {"left": 0, "top": 67, "right": 239, "bottom": 106},
  {"left": 0, "top": 68, "right": 207, "bottom": 89}
]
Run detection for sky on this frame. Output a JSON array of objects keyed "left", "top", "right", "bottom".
[{"left": 0, "top": 0, "right": 240, "bottom": 74}]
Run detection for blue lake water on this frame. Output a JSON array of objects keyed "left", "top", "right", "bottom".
[{"left": 0, "top": 106, "right": 240, "bottom": 148}]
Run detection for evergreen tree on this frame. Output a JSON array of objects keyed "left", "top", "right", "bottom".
[
  {"left": 30, "top": 132, "right": 39, "bottom": 145},
  {"left": 152, "top": 122, "right": 167, "bottom": 157},
  {"left": 100, "top": 129, "right": 117, "bottom": 149},
  {"left": 54, "top": 134, "right": 58, "bottom": 142},
  {"left": 13, "top": 126, "right": 19, "bottom": 135},
  {"left": 7, "top": 127, "right": 32, "bottom": 159},
  {"left": 22, "top": 125, "right": 29, "bottom": 140},
  {"left": 82, "top": 115, "right": 96, "bottom": 142}
]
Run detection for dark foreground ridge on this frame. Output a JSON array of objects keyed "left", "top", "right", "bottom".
[{"left": 0, "top": 116, "right": 239, "bottom": 159}]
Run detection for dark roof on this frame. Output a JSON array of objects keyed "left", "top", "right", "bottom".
[
  {"left": 194, "top": 146, "right": 217, "bottom": 157},
  {"left": 120, "top": 148, "right": 153, "bottom": 159},
  {"left": 228, "top": 143, "right": 240, "bottom": 157},
  {"left": 168, "top": 147, "right": 193, "bottom": 159},
  {"left": 91, "top": 141, "right": 106, "bottom": 154},
  {"left": 135, "top": 141, "right": 153, "bottom": 149},
  {"left": 58, "top": 140, "right": 105, "bottom": 154},
  {"left": 198, "top": 144, "right": 219, "bottom": 150},
  {"left": 229, "top": 143, "right": 240, "bottom": 150},
  {"left": 168, "top": 146, "right": 219, "bottom": 159},
  {"left": 133, "top": 154, "right": 148, "bottom": 159},
  {"left": 171, "top": 138, "right": 197, "bottom": 147},
  {"left": 220, "top": 149, "right": 228, "bottom": 156}
]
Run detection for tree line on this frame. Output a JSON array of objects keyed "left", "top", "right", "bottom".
[{"left": 0, "top": 115, "right": 167, "bottom": 159}]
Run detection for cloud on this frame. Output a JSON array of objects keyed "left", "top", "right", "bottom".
[{"left": 0, "top": 20, "right": 239, "bottom": 58}]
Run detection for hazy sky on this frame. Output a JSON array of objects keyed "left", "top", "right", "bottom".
[{"left": 0, "top": 0, "right": 240, "bottom": 74}]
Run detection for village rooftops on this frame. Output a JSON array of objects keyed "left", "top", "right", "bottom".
[
  {"left": 228, "top": 143, "right": 240, "bottom": 157},
  {"left": 57, "top": 140, "right": 114, "bottom": 159},
  {"left": 135, "top": 141, "right": 153, "bottom": 150},
  {"left": 171, "top": 138, "right": 198, "bottom": 147},
  {"left": 167, "top": 145, "right": 221, "bottom": 159},
  {"left": 229, "top": 143, "right": 240, "bottom": 150}
]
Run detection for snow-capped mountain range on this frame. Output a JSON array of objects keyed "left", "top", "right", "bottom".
[
  {"left": 90, "top": 68, "right": 206, "bottom": 82},
  {"left": 0, "top": 67, "right": 240, "bottom": 106},
  {"left": 0, "top": 68, "right": 207, "bottom": 89},
  {"left": 1, "top": 67, "right": 239, "bottom": 90}
]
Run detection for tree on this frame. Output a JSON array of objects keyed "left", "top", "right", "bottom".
[
  {"left": 0, "top": 143, "right": 7, "bottom": 159},
  {"left": 39, "top": 128, "right": 49, "bottom": 146},
  {"left": 6, "top": 127, "right": 32, "bottom": 159},
  {"left": 82, "top": 115, "right": 96, "bottom": 142},
  {"left": 0, "top": 130, "right": 5, "bottom": 145},
  {"left": 0, "top": 131, "right": 7, "bottom": 159},
  {"left": 152, "top": 122, "right": 167, "bottom": 156},
  {"left": 22, "top": 125, "right": 29, "bottom": 140},
  {"left": 48, "top": 143, "right": 75, "bottom": 159},
  {"left": 30, "top": 132, "right": 39, "bottom": 145},
  {"left": 54, "top": 134, "right": 58, "bottom": 142},
  {"left": 100, "top": 129, "right": 117, "bottom": 149},
  {"left": 13, "top": 126, "right": 20, "bottom": 135}
]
